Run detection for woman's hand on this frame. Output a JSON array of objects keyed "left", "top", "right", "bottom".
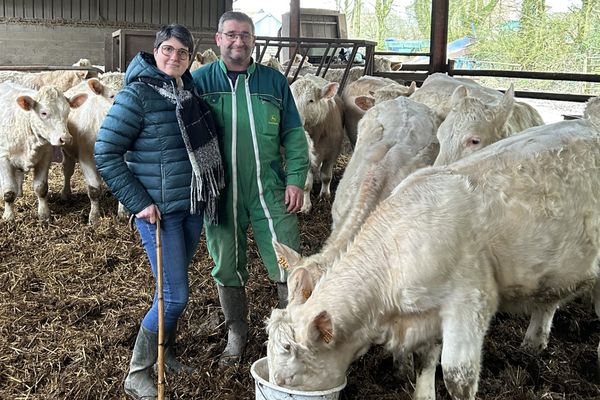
[{"left": 136, "top": 204, "right": 162, "bottom": 224}]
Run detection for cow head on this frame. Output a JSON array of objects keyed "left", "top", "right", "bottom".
[
  {"left": 17, "top": 86, "right": 87, "bottom": 146},
  {"left": 266, "top": 307, "right": 350, "bottom": 392},
  {"left": 434, "top": 84, "right": 514, "bottom": 166},
  {"left": 290, "top": 78, "right": 338, "bottom": 128},
  {"left": 273, "top": 240, "right": 322, "bottom": 306}
]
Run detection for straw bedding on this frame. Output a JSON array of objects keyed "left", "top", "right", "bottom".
[{"left": 1, "top": 156, "right": 599, "bottom": 399}]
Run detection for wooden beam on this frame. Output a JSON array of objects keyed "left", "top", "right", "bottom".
[
  {"left": 290, "top": 0, "right": 300, "bottom": 38},
  {"left": 429, "top": 0, "right": 449, "bottom": 73}
]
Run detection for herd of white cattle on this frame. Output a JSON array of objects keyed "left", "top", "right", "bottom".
[{"left": 1, "top": 56, "right": 599, "bottom": 399}]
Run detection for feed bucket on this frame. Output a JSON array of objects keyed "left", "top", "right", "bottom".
[{"left": 251, "top": 357, "right": 347, "bottom": 400}]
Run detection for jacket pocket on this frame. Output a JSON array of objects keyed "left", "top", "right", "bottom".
[{"left": 256, "top": 95, "right": 282, "bottom": 137}]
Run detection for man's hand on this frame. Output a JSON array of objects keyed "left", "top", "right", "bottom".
[
  {"left": 284, "top": 185, "right": 304, "bottom": 213},
  {"left": 136, "top": 204, "right": 162, "bottom": 224}
]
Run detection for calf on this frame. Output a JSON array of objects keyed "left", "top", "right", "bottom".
[
  {"left": 190, "top": 49, "right": 218, "bottom": 72},
  {"left": 0, "top": 70, "right": 89, "bottom": 92},
  {"left": 268, "top": 100, "right": 600, "bottom": 400},
  {"left": 433, "top": 84, "right": 544, "bottom": 165},
  {"left": 0, "top": 83, "right": 87, "bottom": 220},
  {"left": 408, "top": 73, "right": 544, "bottom": 165},
  {"left": 342, "top": 76, "right": 416, "bottom": 146},
  {"left": 61, "top": 73, "right": 124, "bottom": 223},
  {"left": 290, "top": 77, "right": 345, "bottom": 212}
]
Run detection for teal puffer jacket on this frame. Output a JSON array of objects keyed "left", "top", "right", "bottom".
[{"left": 95, "top": 52, "right": 195, "bottom": 215}]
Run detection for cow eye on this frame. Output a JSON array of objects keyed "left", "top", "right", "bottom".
[
  {"left": 468, "top": 137, "right": 481, "bottom": 146},
  {"left": 40, "top": 111, "right": 49, "bottom": 119},
  {"left": 283, "top": 343, "right": 291, "bottom": 351},
  {"left": 308, "top": 99, "right": 314, "bottom": 103}
]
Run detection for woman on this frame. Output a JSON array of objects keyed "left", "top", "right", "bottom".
[{"left": 94, "top": 24, "right": 224, "bottom": 400}]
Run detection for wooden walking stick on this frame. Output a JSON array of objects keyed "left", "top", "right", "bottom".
[{"left": 156, "top": 218, "right": 166, "bottom": 400}]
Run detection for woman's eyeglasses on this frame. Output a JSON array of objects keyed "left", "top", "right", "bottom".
[
  {"left": 221, "top": 31, "right": 254, "bottom": 42},
  {"left": 159, "top": 45, "right": 190, "bottom": 60}
]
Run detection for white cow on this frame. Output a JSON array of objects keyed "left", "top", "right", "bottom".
[
  {"left": 290, "top": 77, "right": 345, "bottom": 212},
  {"left": 0, "top": 70, "right": 90, "bottom": 92},
  {"left": 268, "top": 99, "right": 600, "bottom": 400},
  {"left": 408, "top": 73, "right": 544, "bottom": 165},
  {"left": 190, "top": 49, "right": 218, "bottom": 72},
  {"left": 61, "top": 73, "right": 124, "bottom": 223},
  {"left": 282, "top": 97, "right": 440, "bottom": 305},
  {"left": 0, "top": 83, "right": 87, "bottom": 220},
  {"left": 342, "top": 76, "right": 416, "bottom": 146}
]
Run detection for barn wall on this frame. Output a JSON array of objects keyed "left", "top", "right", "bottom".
[
  {"left": 0, "top": 0, "right": 231, "bottom": 68},
  {"left": 0, "top": 23, "right": 113, "bottom": 66}
]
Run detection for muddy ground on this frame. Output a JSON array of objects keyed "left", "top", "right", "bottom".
[{"left": 1, "top": 158, "right": 600, "bottom": 400}]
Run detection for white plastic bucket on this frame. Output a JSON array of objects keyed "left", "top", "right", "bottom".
[{"left": 250, "top": 357, "right": 347, "bottom": 400}]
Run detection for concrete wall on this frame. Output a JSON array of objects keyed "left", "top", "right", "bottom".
[{"left": 0, "top": 22, "right": 114, "bottom": 67}]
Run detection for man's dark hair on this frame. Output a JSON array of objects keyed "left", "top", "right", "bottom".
[
  {"left": 154, "top": 24, "right": 194, "bottom": 57},
  {"left": 218, "top": 11, "right": 255, "bottom": 35}
]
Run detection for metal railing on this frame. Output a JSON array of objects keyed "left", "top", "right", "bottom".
[{"left": 253, "top": 36, "right": 377, "bottom": 93}]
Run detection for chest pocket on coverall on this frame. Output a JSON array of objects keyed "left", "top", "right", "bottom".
[{"left": 257, "top": 95, "right": 282, "bottom": 137}]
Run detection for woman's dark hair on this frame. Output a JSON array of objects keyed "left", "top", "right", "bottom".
[{"left": 154, "top": 24, "right": 194, "bottom": 57}]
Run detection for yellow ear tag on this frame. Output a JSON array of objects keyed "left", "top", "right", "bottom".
[
  {"left": 277, "top": 255, "right": 290, "bottom": 270},
  {"left": 321, "top": 330, "right": 333, "bottom": 344},
  {"left": 302, "top": 288, "right": 312, "bottom": 300}
]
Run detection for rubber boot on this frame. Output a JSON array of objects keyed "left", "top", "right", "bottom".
[
  {"left": 217, "top": 285, "right": 248, "bottom": 367},
  {"left": 276, "top": 282, "right": 288, "bottom": 309},
  {"left": 154, "top": 328, "right": 194, "bottom": 375},
  {"left": 124, "top": 326, "right": 158, "bottom": 400}
]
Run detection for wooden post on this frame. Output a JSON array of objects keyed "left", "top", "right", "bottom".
[
  {"left": 429, "top": 0, "right": 449, "bottom": 74},
  {"left": 290, "top": 0, "right": 300, "bottom": 38}
]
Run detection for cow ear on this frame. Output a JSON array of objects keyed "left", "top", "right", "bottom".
[
  {"left": 288, "top": 267, "right": 314, "bottom": 305},
  {"left": 498, "top": 84, "right": 515, "bottom": 114},
  {"left": 407, "top": 81, "right": 417, "bottom": 95},
  {"left": 321, "top": 82, "right": 338, "bottom": 99},
  {"left": 491, "top": 84, "right": 514, "bottom": 125},
  {"left": 308, "top": 310, "right": 334, "bottom": 345},
  {"left": 16, "top": 96, "right": 36, "bottom": 111},
  {"left": 86, "top": 78, "right": 103, "bottom": 95},
  {"left": 450, "top": 85, "right": 468, "bottom": 109},
  {"left": 76, "top": 70, "right": 89, "bottom": 79},
  {"left": 272, "top": 239, "right": 302, "bottom": 271},
  {"left": 68, "top": 93, "right": 88, "bottom": 109},
  {"left": 355, "top": 95, "right": 375, "bottom": 111}
]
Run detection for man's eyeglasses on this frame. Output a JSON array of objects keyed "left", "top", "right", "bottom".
[
  {"left": 159, "top": 45, "right": 190, "bottom": 60},
  {"left": 221, "top": 31, "right": 254, "bottom": 42}
]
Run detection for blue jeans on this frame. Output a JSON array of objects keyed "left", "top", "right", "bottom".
[{"left": 135, "top": 211, "right": 204, "bottom": 333}]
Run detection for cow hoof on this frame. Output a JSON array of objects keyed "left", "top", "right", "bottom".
[{"left": 4, "top": 191, "right": 16, "bottom": 203}]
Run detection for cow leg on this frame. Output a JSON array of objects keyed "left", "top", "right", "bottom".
[
  {"left": 300, "top": 166, "right": 314, "bottom": 213},
  {"left": 593, "top": 278, "right": 600, "bottom": 370},
  {"left": 412, "top": 344, "right": 441, "bottom": 400},
  {"left": 318, "top": 157, "right": 335, "bottom": 198},
  {"left": 117, "top": 202, "right": 130, "bottom": 221},
  {"left": 61, "top": 152, "right": 76, "bottom": 200},
  {"left": 0, "top": 158, "right": 18, "bottom": 220},
  {"left": 521, "top": 303, "right": 558, "bottom": 353},
  {"left": 15, "top": 169, "right": 24, "bottom": 197},
  {"left": 32, "top": 154, "right": 52, "bottom": 221},
  {"left": 441, "top": 290, "right": 496, "bottom": 400},
  {"left": 79, "top": 156, "right": 103, "bottom": 224}
]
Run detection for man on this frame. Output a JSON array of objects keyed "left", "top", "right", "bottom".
[{"left": 192, "top": 11, "right": 309, "bottom": 365}]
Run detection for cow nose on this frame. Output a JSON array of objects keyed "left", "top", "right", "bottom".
[
  {"left": 60, "top": 134, "right": 73, "bottom": 145},
  {"left": 274, "top": 373, "right": 285, "bottom": 386}
]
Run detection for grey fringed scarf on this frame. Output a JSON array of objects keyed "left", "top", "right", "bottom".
[{"left": 137, "top": 76, "right": 225, "bottom": 225}]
